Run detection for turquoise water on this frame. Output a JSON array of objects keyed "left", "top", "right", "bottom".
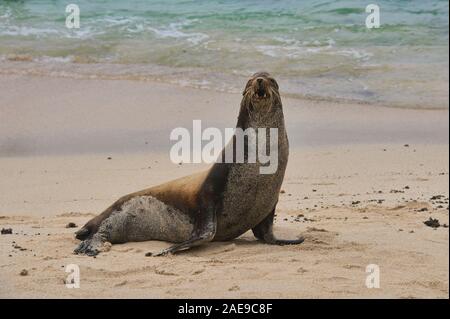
[{"left": 0, "top": 0, "right": 448, "bottom": 108}]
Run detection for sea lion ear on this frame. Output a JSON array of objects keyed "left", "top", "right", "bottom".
[{"left": 243, "top": 79, "right": 252, "bottom": 96}]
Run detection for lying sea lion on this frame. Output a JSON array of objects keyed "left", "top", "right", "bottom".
[{"left": 74, "top": 72, "right": 304, "bottom": 256}]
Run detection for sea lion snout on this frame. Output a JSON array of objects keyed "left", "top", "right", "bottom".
[
  {"left": 256, "top": 77, "right": 266, "bottom": 97},
  {"left": 251, "top": 76, "right": 269, "bottom": 99}
]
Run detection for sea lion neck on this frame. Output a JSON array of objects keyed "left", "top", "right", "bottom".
[{"left": 236, "top": 99, "right": 285, "bottom": 130}]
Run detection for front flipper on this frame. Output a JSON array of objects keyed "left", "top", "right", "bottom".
[
  {"left": 152, "top": 204, "right": 217, "bottom": 256},
  {"left": 252, "top": 208, "right": 304, "bottom": 245}
]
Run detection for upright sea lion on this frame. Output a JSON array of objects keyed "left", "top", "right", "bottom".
[{"left": 74, "top": 72, "right": 304, "bottom": 256}]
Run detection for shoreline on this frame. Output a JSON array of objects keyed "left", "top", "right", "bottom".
[{"left": 1, "top": 59, "right": 449, "bottom": 110}]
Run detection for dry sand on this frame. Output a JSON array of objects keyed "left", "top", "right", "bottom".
[{"left": 0, "top": 74, "right": 448, "bottom": 298}]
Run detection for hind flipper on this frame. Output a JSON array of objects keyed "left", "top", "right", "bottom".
[
  {"left": 74, "top": 194, "right": 136, "bottom": 240},
  {"left": 74, "top": 211, "right": 127, "bottom": 256},
  {"left": 74, "top": 227, "right": 91, "bottom": 240},
  {"left": 74, "top": 232, "right": 107, "bottom": 256}
]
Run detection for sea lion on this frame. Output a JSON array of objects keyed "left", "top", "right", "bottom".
[{"left": 74, "top": 72, "right": 304, "bottom": 256}]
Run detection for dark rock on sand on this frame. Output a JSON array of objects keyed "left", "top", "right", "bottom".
[
  {"left": 424, "top": 218, "right": 441, "bottom": 229},
  {"left": 1, "top": 228, "right": 13, "bottom": 234}
]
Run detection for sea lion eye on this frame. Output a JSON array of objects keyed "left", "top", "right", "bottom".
[
  {"left": 269, "top": 78, "right": 279, "bottom": 90},
  {"left": 242, "top": 79, "right": 253, "bottom": 96}
]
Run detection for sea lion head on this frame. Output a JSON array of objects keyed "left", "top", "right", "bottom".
[{"left": 242, "top": 72, "right": 281, "bottom": 120}]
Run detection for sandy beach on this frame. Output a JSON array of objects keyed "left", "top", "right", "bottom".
[{"left": 0, "top": 74, "right": 448, "bottom": 298}]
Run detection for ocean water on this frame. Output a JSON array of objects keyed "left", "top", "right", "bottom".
[{"left": 0, "top": 0, "right": 448, "bottom": 108}]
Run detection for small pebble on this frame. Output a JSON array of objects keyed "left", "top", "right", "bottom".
[
  {"left": 424, "top": 217, "right": 440, "bottom": 229},
  {"left": 1, "top": 228, "right": 12, "bottom": 235}
]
